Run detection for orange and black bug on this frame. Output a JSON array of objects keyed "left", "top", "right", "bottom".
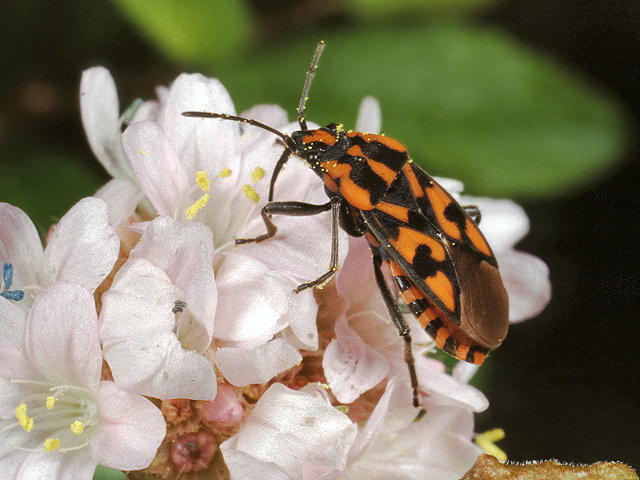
[{"left": 183, "top": 41, "right": 509, "bottom": 416}]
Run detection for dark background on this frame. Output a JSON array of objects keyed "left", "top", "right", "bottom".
[
  {"left": 477, "top": 0, "right": 640, "bottom": 468},
  {"left": 0, "top": 0, "right": 638, "bottom": 470}
]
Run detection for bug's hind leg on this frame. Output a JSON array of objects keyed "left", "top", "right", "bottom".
[
  {"left": 372, "top": 251, "right": 425, "bottom": 421},
  {"left": 464, "top": 205, "right": 481, "bottom": 225}
]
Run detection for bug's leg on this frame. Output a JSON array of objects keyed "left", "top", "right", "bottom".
[
  {"left": 464, "top": 205, "right": 481, "bottom": 225},
  {"left": 372, "top": 251, "right": 425, "bottom": 420},
  {"left": 235, "top": 198, "right": 335, "bottom": 245},
  {"left": 293, "top": 196, "right": 342, "bottom": 293},
  {"left": 268, "top": 149, "right": 292, "bottom": 202}
]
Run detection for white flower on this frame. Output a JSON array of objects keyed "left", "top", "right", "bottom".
[
  {"left": 0, "top": 282, "right": 165, "bottom": 479},
  {"left": 82, "top": 68, "right": 349, "bottom": 389},
  {"left": 80, "top": 67, "right": 146, "bottom": 230},
  {"left": 0, "top": 198, "right": 119, "bottom": 343},
  {"left": 221, "top": 378, "right": 481, "bottom": 480},
  {"left": 99, "top": 216, "right": 218, "bottom": 400}
]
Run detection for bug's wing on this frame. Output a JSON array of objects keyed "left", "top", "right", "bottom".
[
  {"left": 402, "top": 162, "right": 497, "bottom": 267},
  {"left": 361, "top": 208, "right": 462, "bottom": 324}
]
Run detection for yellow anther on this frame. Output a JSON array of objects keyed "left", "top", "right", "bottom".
[
  {"left": 140, "top": 150, "right": 147, "bottom": 155},
  {"left": 15, "top": 403, "right": 33, "bottom": 432},
  {"left": 46, "top": 396, "right": 56, "bottom": 410},
  {"left": 251, "top": 166, "right": 265, "bottom": 183},
  {"left": 195, "top": 171, "right": 210, "bottom": 191},
  {"left": 475, "top": 428, "right": 507, "bottom": 462},
  {"left": 219, "top": 167, "right": 232, "bottom": 178},
  {"left": 242, "top": 185, "right": 260, "bottom": 203},
  {"left": 70, "top": 420, "right": 85, "bottom": 435},
  {"left": 185, "top": 193, "right": 210, "bottom": 220},
  {"left": 43, "top": 438, "right": 61, "bottom": 452}
]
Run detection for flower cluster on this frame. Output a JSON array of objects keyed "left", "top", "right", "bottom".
[{"left": 0, "top": 67, "right": 551, "bottom": 479}]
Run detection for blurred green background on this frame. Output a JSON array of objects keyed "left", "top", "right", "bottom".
[{"left": 0, "top": 0, "right": 638, "bottom": 475}]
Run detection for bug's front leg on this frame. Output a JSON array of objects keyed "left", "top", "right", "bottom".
[
  {"left": 235, "top": 197, "right": 343, "bottom": 293},
  {"left": 372, "top": 251, "right": 425, "bottom": 420},
  {"left": 292, "top": 196, "right": 341, "bottom": 293}
]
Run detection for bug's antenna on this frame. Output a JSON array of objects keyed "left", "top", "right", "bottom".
[
  {"left": 297, "top": 41, "right": 325, "bottom": 131},
  {"left": 181, "top": 112, "right": 297, "bottom": 151}
]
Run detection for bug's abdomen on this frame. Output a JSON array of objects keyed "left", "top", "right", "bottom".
[{"left": 388, "top": 259, "right": 489, "bottom": 365}]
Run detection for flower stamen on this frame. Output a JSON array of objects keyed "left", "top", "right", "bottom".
[
  {"left": 185, "top": 171, "right": 211, "bottom": 219},
  {"left": 1, "top": 263, "right": 24, "bottom": 301},
  {"left": 242, "top": 185, "right": 260, "bottom": 203}
]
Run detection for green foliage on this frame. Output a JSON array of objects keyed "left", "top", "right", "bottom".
[
  {"left": 0, "top": 145, "right": 106, "bottom": 233},
  {"left": 93, "top": 465, "right": 126, "bottom": 480},
  {"left": 349, "top": 0, "right": 497, "bottom": 18},
  {"left": 113, "top": 0, "right": 251, "bottom": 65},
  {"left": 218, "top": 23, "right": 625, "bottom": 198}
]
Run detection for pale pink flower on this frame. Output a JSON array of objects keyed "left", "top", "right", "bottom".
[
  {"left": 221, "top": 378, "right": 482, "bottom": 480},
  {"left": 0, "top": 198, "right": 119, "bottom": 343},
  {"left": 0, "top": 282, "right": 165, "bottom": 479},
  {"left": 81, "top": 67, "right": 348, "bottom": 390},
  {"left": 99, "top": 216, "right": 218, "bottom": 400}
]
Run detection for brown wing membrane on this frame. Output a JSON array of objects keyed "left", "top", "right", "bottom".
[
  {"left": 403, "top": 162, "right": 497, "bottom": 267},
  {"left": 361, "top": 208, "right": 462, "bottom": 324}
]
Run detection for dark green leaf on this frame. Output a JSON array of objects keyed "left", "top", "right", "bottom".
[
  {"left": 112, "top": 0, "right": 251, "bottom": 65},
  {"left": 0, "top": 144, "right": 106, "bottom": 233},
  {"left": 220, "top": 23, "right": 626, "bottom": 198}
]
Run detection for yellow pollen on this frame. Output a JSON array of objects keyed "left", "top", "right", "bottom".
[
  {"left": 219, "top": 167, "right": 232, "bottom": 178},
  {"left": 46, "top": 396, "right": 56, "bottom": 409},
  {"left": 335, "top": 405, "right": 350, "bottom": 414},
  {"left": 43, "top": 438, "right": 61, "bottom": 452},
  {"left": 185, "top": 193, "right": 210, "bottom": 220},
  {"left": 242, "top": 185, "right": 260, "bottom": 203},
  {"left": 70, "top": 420, "right": 85, "bottom": 435},
  {"left": 195, "top": 171, "right": 210, "bottom": 191},
  {"left": 475, "top": 428, "right": 507, "bottom": 462},
  {"left": 15, "top": 403, "right": 33, "bottom": 432},
  {"left": 251, "top": 166, "right": 265, "bottom": 183},
  {"left": 140, "top": 150, "right": 147, "bottom": 155}
]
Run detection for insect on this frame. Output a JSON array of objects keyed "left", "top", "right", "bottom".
[{"left": 183, "top": 41, "right": 509, "bottom": 416}]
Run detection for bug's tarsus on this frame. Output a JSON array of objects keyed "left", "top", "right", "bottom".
[
  {"left": 464, "top": 205, "right": 482, "bottom": 225},
  {"left": 297, "top": 41, "right": 325, "bottom": 131}
]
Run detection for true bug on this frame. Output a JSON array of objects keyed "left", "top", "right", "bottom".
[{"left": 184, "top": 41, "right": 509, "bottom": 415}]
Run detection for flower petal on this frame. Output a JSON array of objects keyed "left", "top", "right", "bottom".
[
  {"left": 497, "top": 249, "right": 552, "bottom": 322},
  {"left": 122, "top": 121, "right": 192, "bottom": 217},
  {"left": 94, "top": 177, "right": 143, "bottom": 229},
  {"left": 16, "top": 449, "right": 97, "bottom": 480},
  {"left": 159, "top": 73, "right": 240, "bottom": 172},
  {"left": 221, "top": 448, "right": 293, "bottom": 480},
  {"left": 92, "top": 381, "right": 166, "bottom": 470},
  {"left": 0, "top": 298, "right": 27, "bottom": 345},
  {"left": 216, "top": 338, "right": 302, "bottom": 387},
  {"left": 25, "top": 282, "right": 101, "bottom": 390},
  {"left": 80, "top": 66, "right": 134, "bottom": 180},
  {"left": 355, "top": 96, "right": 381, "bottom": 134},
  {"left": 39, "top": 197, "right": 119, "bottom": 293},
  {"left": 323, "top": 316, "right": 389, "bottom": 403},
  {"left": 214, "top": 253, "right": 298, "bottom": 344},
  {"left": 465, "top": 197, "right": 530, "bottom": 251},
  {"left": 0, "top": 202, "right": 44, "bottom": 289},
  {"left": 221, "top": 384, "right": 357, "bottom": 480}
]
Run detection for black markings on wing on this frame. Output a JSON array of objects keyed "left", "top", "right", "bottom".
[
  {"left": 409, "top": 162, "right": 497, "bottom": 267},
  {"left": 361, "top": 208, "right": 461, "bottom": 323}
]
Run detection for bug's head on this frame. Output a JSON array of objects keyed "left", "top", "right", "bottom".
[{"left": 291, "top": 123, "right": 348, "bottom": 166}]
